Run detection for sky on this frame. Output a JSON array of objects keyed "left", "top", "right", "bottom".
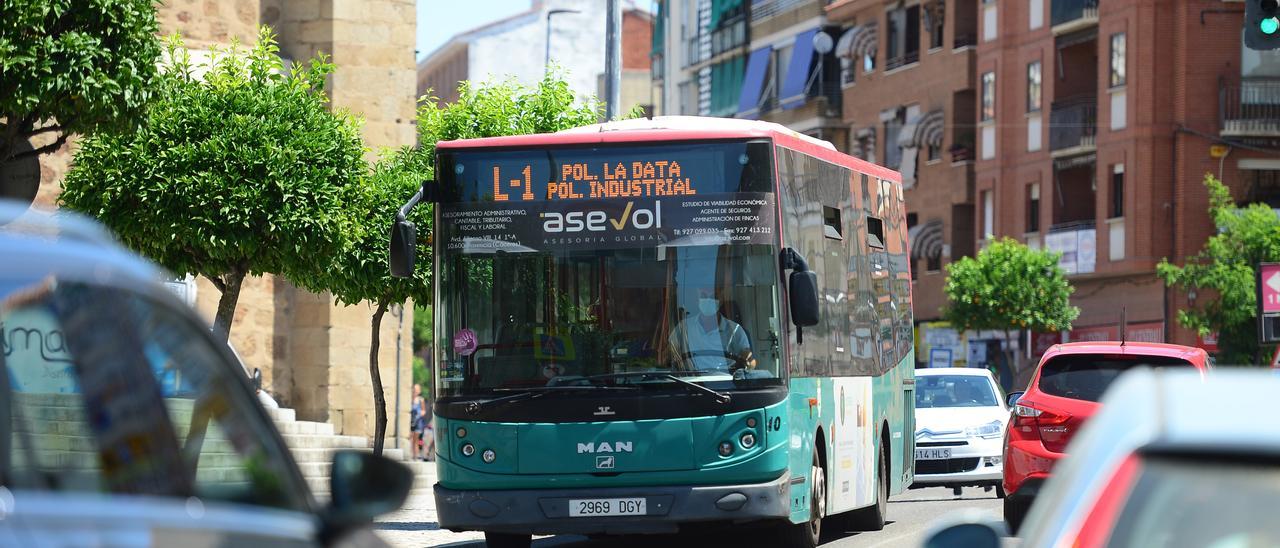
[{"left": 416, "top": 0, "right": 533, "bottom": 61}]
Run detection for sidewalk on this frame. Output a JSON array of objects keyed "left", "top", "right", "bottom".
[{"left": 374, "top": 463, "right": 486, "bottom": 547}]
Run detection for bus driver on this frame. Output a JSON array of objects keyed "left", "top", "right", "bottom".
[{"left": 667, "top": 287, "right": 757, "bottom": 373}]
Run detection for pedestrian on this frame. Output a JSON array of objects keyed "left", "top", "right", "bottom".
[{"left": 410, "top": 384, "right": 425, "bottom": 460}]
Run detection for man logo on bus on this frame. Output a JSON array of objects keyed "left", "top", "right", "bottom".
[
  {"left": 577, "top": 441, "right": 634, "bottom": 454},
  {"left": 541, "top": 201, "right": 662, "bottom": 233}
]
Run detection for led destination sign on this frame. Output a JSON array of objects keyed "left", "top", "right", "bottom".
[
  {"left": 493, "top": 161, "right": 696, "bottom": 202},
  {"left": 438, "top": 141, "right": 777, "bottom": 252}
]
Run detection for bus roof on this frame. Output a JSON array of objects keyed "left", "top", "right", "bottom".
[{"left": 435, "top": 116, "right": 901, "bottom": 183}]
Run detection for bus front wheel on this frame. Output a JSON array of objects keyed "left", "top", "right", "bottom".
[
  {"left": 775, "top": 452, "right": 824, "bottom": 547},
  {"left": 484, "top": 532, "right": 531, "bottom": 548}
]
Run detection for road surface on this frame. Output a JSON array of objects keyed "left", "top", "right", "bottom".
[{"left": 374, "top": 485, "right": 1004, "bottom": 547}]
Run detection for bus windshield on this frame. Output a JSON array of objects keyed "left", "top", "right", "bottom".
[{"left": 434, "top": 140, "right": 782, "bottom": 398}]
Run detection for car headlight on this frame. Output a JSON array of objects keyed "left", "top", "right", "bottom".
[{"left": 965, "top": 420, "right": 1004, "bottom": 438}]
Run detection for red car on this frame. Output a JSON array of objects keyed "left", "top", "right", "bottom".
[{"left": 1002, "top": 342, "right": 1209, "bottom": 532}]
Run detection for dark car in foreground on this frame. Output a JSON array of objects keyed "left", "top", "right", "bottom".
[
  {"left": 928, "top": 367, "right": 1280, "bottom": 548},
  {"left": 0, "top": 202, "right": 410, "bottom": 546},
  {"left": 1001, "top": 341, "right": 1208, "bottom": 532}
]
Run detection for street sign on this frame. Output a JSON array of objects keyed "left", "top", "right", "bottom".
[{"left": 1258, "top": 263, "right": 1280, "bottom": 343}]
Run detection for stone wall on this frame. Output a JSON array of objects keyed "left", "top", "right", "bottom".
[{"left": 157, "top": 0, "right": 261, "bottom": 48}]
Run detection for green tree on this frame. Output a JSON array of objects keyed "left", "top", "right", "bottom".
[
  {"left": 944, "top": 238, "right": 1080, "bottom": 374},
  {"left": 1158, "top": 175, "right": 1280, "bottom": 364},
  {"left": 1, "top": 0, "right": 162, "bottom": 176},
  {"left": 322, "top": 73, "right": 600, "bottom": 455},
  {"left": 323, "top": 149, "right": 432, "bottom": 455},
  {"left": 61, "top": 28, "right": 366, "bottom": 342}
]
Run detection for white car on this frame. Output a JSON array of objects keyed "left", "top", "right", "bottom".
[{"left": 912, "top": 368, "right": 1007, "bottom": 496}]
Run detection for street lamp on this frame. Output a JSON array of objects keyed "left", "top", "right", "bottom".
[{"left": 545, "top": 8, "right": 581, "bottom": 75}]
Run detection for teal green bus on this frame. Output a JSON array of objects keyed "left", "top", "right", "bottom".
[{"left": 405, "top": 117, "right": 915, "bottom": 547}]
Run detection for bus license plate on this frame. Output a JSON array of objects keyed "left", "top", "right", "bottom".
[
  {"left": 915, "top": 448, "right": 952, "bottom": 460},
  {"left": 568, "top": 498, "right": 647, "bottom": 517}
]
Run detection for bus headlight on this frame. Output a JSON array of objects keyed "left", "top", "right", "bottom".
[
  {"left": 456, "top": 427, "right": 467, "bottom": 438},
  {"left": 461, "top": 443, "right": 475, "bottom": 457},
  {"left": 740, "top": 432, "right": 757, "bottom": 449},
  {"left": 482, "top": 449, "right": 496, "bottom": 463},
  {"left": 718, "top": 441, "right": 734, "bottom": 457}
]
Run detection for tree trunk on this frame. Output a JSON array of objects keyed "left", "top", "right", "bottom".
[
  {"left": 370, "top": 301, "right": 389, "bottom": 456},
  {"left": 212, "top": 270, "right": 245, "bottom": 344},
  {"left": 1005, "top": 329, "right": 1023, "bottom": 382}
]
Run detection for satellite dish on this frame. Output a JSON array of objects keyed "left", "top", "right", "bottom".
[
  {"left": 813, "top": 31, "right": 834, "bottom": 55},
  {"left": 0, "top": 139, "right": 40, "bottom": 207}
]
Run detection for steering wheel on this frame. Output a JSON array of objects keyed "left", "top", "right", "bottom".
[{"left": 679, "top": 351, "right": 751, "bottom": 373}]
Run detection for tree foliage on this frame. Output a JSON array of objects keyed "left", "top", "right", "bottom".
[
  {"left": 1158, "top": 175, "right": 1280, "bottom": 364},
  {"left": 61, "top": 28, "right": 366, "bottom": 340},
  {"left": 0, "top": 0, "right": 162, "bottom": 170},
  {"left": 944, "top": 238, "right": 1079, "bottom": 345}
]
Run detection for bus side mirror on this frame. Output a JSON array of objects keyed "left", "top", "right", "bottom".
[
  {"left": 389, "top": 185, "right": 427, "bottom": 279},
  {"left": 789, "top": 270, "right": 820, "bottom": 327},
  {"left": 389, "top": 219, "right": 416, "bottom": 278}
]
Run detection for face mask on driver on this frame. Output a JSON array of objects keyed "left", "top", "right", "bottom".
[{"left": 698, "top": 298, "right": 719, "bottom": 317}]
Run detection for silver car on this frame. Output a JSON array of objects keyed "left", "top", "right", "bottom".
[{"left": 0, "top": 203, "right": 410, "bottom": 547}]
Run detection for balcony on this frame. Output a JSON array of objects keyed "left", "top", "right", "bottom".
[
  {"left": 757, "top": 79, "right": 843, "bottom": 119},
  {"left": 711, "top": 15, "right": 748, "bottom": 57},
  {"left": 1221, "top": 78, "right": 1280, "bottom": 137},
  {"left": 683, "top": 36, "right": 703, "bottom": 68},
  {"left": 1049, "top": 97, "right": 1097, "bottom": 157},
  {"left": 1051, "top": 0, "right": 1099, "bottom": 36},
  {"left": 886, "top": 50, "right": 920, "bottom": 71}
]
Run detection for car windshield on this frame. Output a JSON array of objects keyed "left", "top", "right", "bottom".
[
  {"left": 435, "top": 140, "right": 782, "bottom": 397},
  {"left": 0, "top": 275, "right": 307, "bottom": 510},
  {"left": 1038, "top": 354, "right": 1195, "bottom": 402},
  {"left": 915, "top": 374, "right": 999, "bottom": 408},
  {"left": 1106, "top": 456, "right": 1280, "bottom": 548}
]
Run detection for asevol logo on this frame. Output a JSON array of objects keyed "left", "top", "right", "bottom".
[
  {"left": 541, "top": 201, "right": 662, "bottom": 233},
  {"left": 595, "top": 456, "right": 615, "bottom": 469}
]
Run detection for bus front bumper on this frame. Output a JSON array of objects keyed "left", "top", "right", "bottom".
[{"left": 434, "top": 472, "right": 791, "bottom": 535}]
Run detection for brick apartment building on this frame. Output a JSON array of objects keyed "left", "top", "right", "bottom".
[
  {"left": 10, "top": 0, "right": 419, "bottom": 448},
  {"left": 825, "top": 0, "right": 979, "bottom": 329},
  {"left": 977, "top": 0, "right": 1280, "bottom": 351}
]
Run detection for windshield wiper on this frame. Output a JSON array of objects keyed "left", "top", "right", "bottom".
[
  {"left": 463, "top": 385, "right": 637, "bottom": 415},
  {"left": 581, "top": 372, "right": 731, "bottom": 404}
]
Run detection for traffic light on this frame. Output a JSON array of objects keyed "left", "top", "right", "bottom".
[{"left": 1246, "top": 0, "right": 1280, "bottom": 50}]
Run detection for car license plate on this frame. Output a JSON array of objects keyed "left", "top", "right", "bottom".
[
  {"left": 568, "top": 498, "right": 647, "bottom": 517},
  {"left": 915, "top": 448, "right": 952, "bottom": 460}
]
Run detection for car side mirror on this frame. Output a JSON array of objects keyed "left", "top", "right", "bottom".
[
  {"left": 322, "top": 450, "right": 413, "bottom": 539},
  {"left": 789, "top": 270, "right": 820, "bottom": 327},
  {"left": 922, "top": 521, "right": 1004, "bottom": 548},
  {"left": 389, "top": 219, "right": 417, "bottom": 278},
  {"left": 1007, "top": 391, "right": 1024, "bottom": 408}
]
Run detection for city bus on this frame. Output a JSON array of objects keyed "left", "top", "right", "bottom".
[{"left": 390, "top": 116, "right": 915, "bottom": 547}]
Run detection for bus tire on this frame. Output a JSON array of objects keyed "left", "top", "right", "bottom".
[
  {"left": 849, "top": 442, "right": 888, "bottom": 531},
  {"left": 483, "top": 532, "right": 531, "bottom": 548},
  {"left": 775, "top": 452, "right": 824, "bottom": 547}
]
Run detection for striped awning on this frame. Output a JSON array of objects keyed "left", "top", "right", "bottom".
[
  {"left": 908, "top": 218, "right": 945, "bottom": 260},
  {"left": 897, "top": 109, "right": 946, "bottom": 149},
  {"left": 837, "top": 23, "right": 878, "bottom": 61}
]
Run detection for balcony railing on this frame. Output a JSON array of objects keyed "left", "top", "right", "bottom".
[
  {"left": 757, "top": 79, "right": 843, "bottom": 118},
  {"left": 885, "top": 50, "right": 920, "bottom": 71},
  {"left": 1049, "top": 97, "right": 1097, "bottom": 153},
  {"left": 1221, "top": 78, "right": 1280, "bottom": 137},
  {"left": 1051, "top": 0, "right": 1099, "bottom": 32},
  {"left": 683, "top": 36, "right": 702, "bottom": 68},
  {"left": 750, "top": 0, "right": 810, "bottom": 23},
  {"left": 711, "top": 15, "right": 747, "bottom": 57},
  {"left": 953, "top": 33, "right": 977, "bottom": 49}
]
